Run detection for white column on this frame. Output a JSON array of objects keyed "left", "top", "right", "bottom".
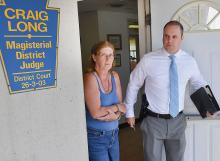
[{"left": 0, "top": 0, "right": 89, "bottom": 161}]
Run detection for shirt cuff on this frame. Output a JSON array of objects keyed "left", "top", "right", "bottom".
[{"left": 125, "top": 105, "right": 135, "bottom": 118}]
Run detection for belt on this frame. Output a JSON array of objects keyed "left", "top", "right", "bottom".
[{"left": 146, "top": 109, "right": 183, "bottom": 119}]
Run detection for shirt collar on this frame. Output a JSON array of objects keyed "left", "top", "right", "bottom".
[{"left": 162, "top": 48, "right": 182, "bottom": 57}]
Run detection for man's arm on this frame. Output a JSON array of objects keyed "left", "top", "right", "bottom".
[
  {"left": 124, "top": 56, "right": 148, "bottom": 125},
  {"left": 189, "top": 59, "right": 207, "bottom": 93},
  {"left": 189, "top": 59, "right": 217, "bottom": 117}
]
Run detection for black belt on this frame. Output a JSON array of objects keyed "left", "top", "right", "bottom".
[{"left": 146, "top": 109, "right": 183, "bottom": 119}]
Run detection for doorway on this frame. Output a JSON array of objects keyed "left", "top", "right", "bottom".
[
  {"left": 77, "top": 1, "right": 143, "bottom": 161},
  {"left": 77, "top": 0, "right": 139, "bottom": 117}
]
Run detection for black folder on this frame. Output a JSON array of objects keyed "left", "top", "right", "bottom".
[
  {"left": 139, "top": 94, "right": 149, "bottom": 121},
  {"left": 190, "top": 85, "right": 220, "bottom": 118}
]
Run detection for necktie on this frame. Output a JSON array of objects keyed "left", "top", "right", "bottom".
[{"left": 169, "top": 55, "right": 179, "bottom": 117}]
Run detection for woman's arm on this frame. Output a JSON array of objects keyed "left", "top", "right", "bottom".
[
  {"left": 83, "top": 73, "right": 119, "bottom": 119},
  {"left": 112, "top": 71, "right": 126, "bottom": 114}
]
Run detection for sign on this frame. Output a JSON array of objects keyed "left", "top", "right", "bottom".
[{"left": 0, "top": 0, "right": 59, "bottom": 94}]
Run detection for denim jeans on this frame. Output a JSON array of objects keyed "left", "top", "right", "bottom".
[{"left": 87, "top": 128, "right": 120, "bottom": 161}]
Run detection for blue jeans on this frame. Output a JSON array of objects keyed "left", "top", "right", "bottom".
[{"left": 87, "top": 128, "right": 120, "bottom": 161}]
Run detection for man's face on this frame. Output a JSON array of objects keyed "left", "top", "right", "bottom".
[{"left": 163, "top": 25, "right": 183, "bottom": 54}]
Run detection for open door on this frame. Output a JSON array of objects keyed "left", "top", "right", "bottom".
[
  {"left": 150, "top": 0, "right": 220, "bottom": 161},
  {"left": 151, "top": 0, "right": 220, "bottom": 115}
]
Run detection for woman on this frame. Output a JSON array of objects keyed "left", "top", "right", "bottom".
[{"left": 84, "top": 41, "right": 126, "bottom": 161}]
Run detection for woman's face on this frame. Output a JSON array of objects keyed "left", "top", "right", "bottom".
[{"left": 93, "top": 47, "right": 114, "bottom": 71}]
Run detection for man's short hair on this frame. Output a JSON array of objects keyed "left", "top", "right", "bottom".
[{"left": 163, "top": 20, "right": 184, "bottom": 36}]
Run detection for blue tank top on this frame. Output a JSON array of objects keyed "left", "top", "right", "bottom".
[{"left": 86, "top": 72, "right": 119, "bottom": 131}]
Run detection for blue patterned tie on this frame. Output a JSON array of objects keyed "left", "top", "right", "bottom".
[{"left": 169, "top": 55, "right": 179, "bottom": 117}]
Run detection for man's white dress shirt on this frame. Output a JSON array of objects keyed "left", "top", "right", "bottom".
[{"left": 125, "top": 48, "right": 207, "bottom": 118}]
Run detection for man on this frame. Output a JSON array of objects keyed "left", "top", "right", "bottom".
[{"left": 124, "top": 21, "right": 208, "bottom": 161}]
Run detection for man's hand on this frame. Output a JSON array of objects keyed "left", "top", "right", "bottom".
[
  {"left": 127, "top": 117, "right": 135, "bottom": 130},
  {"left": 206, "top": 111, "right": 217, "bottom": 118}
]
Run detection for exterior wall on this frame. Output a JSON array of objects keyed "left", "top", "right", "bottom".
[{"left": 0, "top": 0, "right": 89, "bottom": 161}]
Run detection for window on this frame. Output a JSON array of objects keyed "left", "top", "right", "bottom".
[{"left": 172, "top": 1, "right": 220, "bottom": 32}]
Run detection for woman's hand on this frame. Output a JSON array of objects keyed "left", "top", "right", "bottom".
[
  {"left": 97, "top": 109, "right": 121, "bottom": 121},
  {"left": 117, "top": 103, "right": 126, "bottom": 114}
]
